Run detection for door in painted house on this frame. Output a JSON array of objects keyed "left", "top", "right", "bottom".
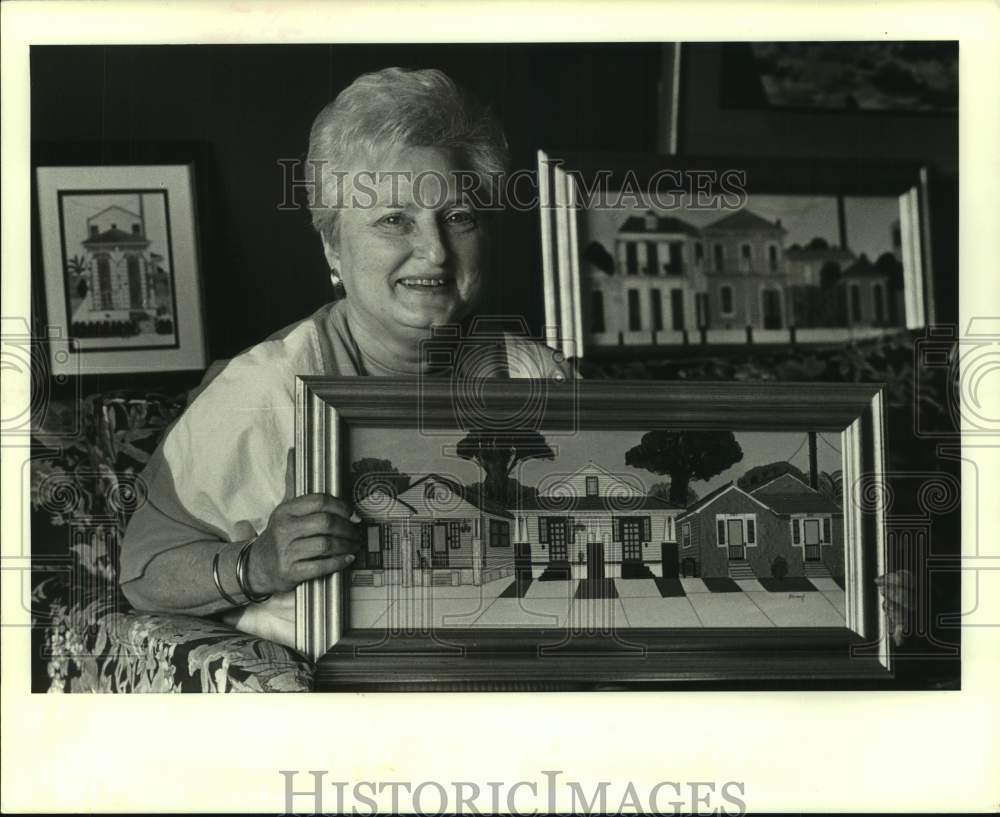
[
  {"left": 514, "top": 541, "right": 532, "bottom": 583},
  {"left": 587, "top": 540, "right": 605, "bottom": 581},
  {"left": 127, "top": 256, "right": 144, "bottom": 308},
  {"left": 432, "top": 523, "right": 449, "bottom": 567},
  {"left": 726, "top": 519, "right": 746, "bottom": 560},
  {"left": 96, "top": 256, "right": 114, "bottom": 309},
  {"left": 803, "top": 519, "right": 822, "bottom": 561},
  {"left": 548, "top": 519, "right": 568, "bottom": 563},
  {"left": 364, "top": 524, "right": 383, "bottom": 569},
  {"left": 621, "top": 519, "right": 643, "bottom": 562},
  {"left": 762, "top": 288, "right": 783, "bottom": 329}
]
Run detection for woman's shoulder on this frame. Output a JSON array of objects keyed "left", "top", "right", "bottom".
[{"left": 190, "top": 304, "right": 337, "bottom": 400}]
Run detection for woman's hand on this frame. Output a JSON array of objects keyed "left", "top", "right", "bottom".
[
  {"left": 875, "top": 569, "right": 913, "bottom": 647},
  {"left": 246, "top": 449, "right": 363, "bottom": 596}
]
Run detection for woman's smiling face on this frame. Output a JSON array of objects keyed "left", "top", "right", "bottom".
[{"left": 324, "top": 145, "right": 488, "bottom": 343}]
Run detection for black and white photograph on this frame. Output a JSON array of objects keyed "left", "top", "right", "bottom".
[{"left": 2, "top": 2, "right": 997, "bottom": 815}]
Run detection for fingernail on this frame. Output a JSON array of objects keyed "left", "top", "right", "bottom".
[
  {"left": 345, "top": 554, "right": 355, "bottom": 565},
  {"left": 349, "top": 511, "right": 362, "bottom": 524}
]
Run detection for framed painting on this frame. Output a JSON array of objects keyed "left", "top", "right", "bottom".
[
  {"left": 295, "top": 377, "right": 891, "bottom": 691},
  {"left": 717, "top": 42, "right": 958, "bottom": 115},
  {"left": 537, "top": 150, "right": 935, "bottom": 362},
  {"left": 35, "top": 163, "right": 207, "bottom": 374}
]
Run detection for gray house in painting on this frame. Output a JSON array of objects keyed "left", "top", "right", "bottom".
[{"left": 675, "top": 473, "right": 844, "bottom": 580}]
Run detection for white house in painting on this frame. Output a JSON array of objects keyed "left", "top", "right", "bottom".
[
  {"left": 352, "top": 473, "right": 515, "bottom": 588},
  {"left": 512, "top": 462, "right": 683, "bottom": 580},
  {"left": 79, "top": 205, "right": 158, "bottom": 318}
]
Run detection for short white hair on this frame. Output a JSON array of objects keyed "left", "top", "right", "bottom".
[{"left": 307, "top": 67, "right": 509, "bottom": 244}]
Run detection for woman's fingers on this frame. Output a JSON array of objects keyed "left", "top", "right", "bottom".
[
  {"left": 292, "top": 553, "right": 358, "bottom": 581},
  {"left": 282, "top": 492, "right": 356, "bottom": 520},
  {"left": 289, "top": 511, "right": 362, "bottom": 541},
  {"left": 291, "top": 534, "right": 362, "bottom": 561},
  {"left": 876, "top": 570, "right": 912, "bottom": 647},
  {"left": 875, "top": 570, "right": 912, "bottom": 591}
]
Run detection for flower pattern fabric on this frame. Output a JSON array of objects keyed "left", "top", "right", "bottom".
[{"left": 31, "top": 390, "right": 315, "bottom": 693}]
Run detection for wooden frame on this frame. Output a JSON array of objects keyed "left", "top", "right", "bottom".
[
  {"left": 537, "top": 150, "right": 935, "bottom": 362},
  {"left": 295, "top": 377, "right": 889, "bottom": 691},
  {"left": 35, "top": 163, "right": 207, "bottom": 375}
]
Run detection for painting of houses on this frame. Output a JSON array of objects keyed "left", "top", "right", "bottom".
[
  {"left": 578, "top": 192, "right": 910, "bottom": 350},
  {"left": 347, "top": 426, "right": 848, "bottom": 630}
]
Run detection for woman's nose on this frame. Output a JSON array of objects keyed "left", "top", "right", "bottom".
[{"left": 414, "top": 221, "right": 447, "bottom": 266}]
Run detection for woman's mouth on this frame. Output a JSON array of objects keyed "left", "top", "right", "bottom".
[{"left": 397, "top": 278, "right": 451, "bottom": 291}]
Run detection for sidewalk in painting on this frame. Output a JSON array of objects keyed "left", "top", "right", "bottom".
[{"left": 348, "top": 574, "right": 846, "bottom": 630}]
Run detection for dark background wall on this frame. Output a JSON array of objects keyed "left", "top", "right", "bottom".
[
  {"left": 31, "top": 42, "right": 957, "bottom": 390},
  {"left": 30, "top": 43, "right": 663, "bottom": 373}
]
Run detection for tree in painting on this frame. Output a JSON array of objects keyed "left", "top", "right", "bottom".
[
  {"left": 737, "top": 461, "right": 809, "bottom": 493},
  {"left": 650, "top": 480, "right": 699, "bottom": 504},
  {"left": 348, "top": 457, "right": 412, "bottom": 501},
  {"left": 625, "top": 431, "right": 744, "bottom": 505},
  {"left": 455, "top": 430, "right": 555, "bottom": 502}
]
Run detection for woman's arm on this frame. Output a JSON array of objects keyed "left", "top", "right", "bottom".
[
  {"left": 120, "top": 450, "right": 362, "bottom": 616},
  {"left": 121, "top": 536, "right": 250, "bottom": 616}
]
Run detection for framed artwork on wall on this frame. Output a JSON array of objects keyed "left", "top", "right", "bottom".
[
  {"left": 669, "top": 43, "right": 958, "bottom": 176},
  {"left": 295, "top": 376, "right": 890, "bottom": 691},
  {"left": 35, "top": 163, "right": 207, "bottom": 374},
  {"left": 538, "top": 150, "right": 935, "bottom": 362}
]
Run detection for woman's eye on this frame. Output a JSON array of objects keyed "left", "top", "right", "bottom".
[
  {"left": 444, "top": 210, "right": 477, "bottom": 231},
  {"left": 376, "top": 213, "right": 409, "bottom": 230}
]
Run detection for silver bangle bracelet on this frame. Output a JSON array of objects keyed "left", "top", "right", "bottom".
[
  {"left": 212, "top": 547, "right": 243, "bottom": 607},
  {"left": 236, "top": 536, "right": 271, "bottom": 604}
]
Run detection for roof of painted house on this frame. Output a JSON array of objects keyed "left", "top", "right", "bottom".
[
  {"left": 356, "top": 487, "right": 418, "bottom": 515},
  {"left": 83, "top": 227, "right": 149, "bottom": 245},
  {"left": 757, "top": 493, "right": 843, "bottom": 515},
  {"left": 675, "top": 481, "right": 774, "bottom": 521},
  {"left": 840, "top": 255, "right": 885, "bottom": 278},
  {"left": 750, "top": 471, "right": 815, "bottom": 495},
  {"left": 785, "top": 244, "right": 856, "bottom": 261},
  {"left": 515, "top": 494, "right": 682, "bottom": 512},
  {"left": 405, "top": 473, "right": 514, "bottom": 519},
  {"left": 618, "top": 211, "right": 700, "bottom": 236},
  {"left": 88, "top": 205, "right": 141, "bottom": 222},
  {"left": 702, "top": 209, "right": 786, "bottom": 234}
]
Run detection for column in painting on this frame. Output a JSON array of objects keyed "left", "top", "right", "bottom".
[
  {"left": 471, "top": 516, "right": 483, "bottom": 585},
  {"left": 401, "top": 518, "right": 413, "bottom": 588}
]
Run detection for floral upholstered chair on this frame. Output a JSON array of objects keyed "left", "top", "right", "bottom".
[{"left": 31, "top": 389, "right": 315, "bottom": 692}]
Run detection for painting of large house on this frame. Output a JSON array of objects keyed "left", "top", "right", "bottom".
[
  {"left": 582, "top": 203, "right": 907, "bottom": 348},
  {"left": 675, "top": 472, "right": 844, "bottom": 581},
  {"left": 57, "top": 191, "right": 179, "bottom": 345}
]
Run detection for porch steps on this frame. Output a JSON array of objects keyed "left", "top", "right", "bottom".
[
  {"left": 727, "top": 561, "right": 757, "bottom": 580},
  {"left": 621, "top": 562, "right": 656, "bottom": 580},
  {"left": 804, "top": 562, "right": 832, "bottom": 579}
]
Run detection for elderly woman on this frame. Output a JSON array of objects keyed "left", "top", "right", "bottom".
[{"left": 119, "top": 67, "right": 573, "bottom": 648}]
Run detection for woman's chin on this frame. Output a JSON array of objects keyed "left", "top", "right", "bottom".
[
  {"left": 393, "top": 301, "right": 465, "bottom": 332},
  {"left": 392, "top": 289, "right": 469, "bottom": 329}
]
